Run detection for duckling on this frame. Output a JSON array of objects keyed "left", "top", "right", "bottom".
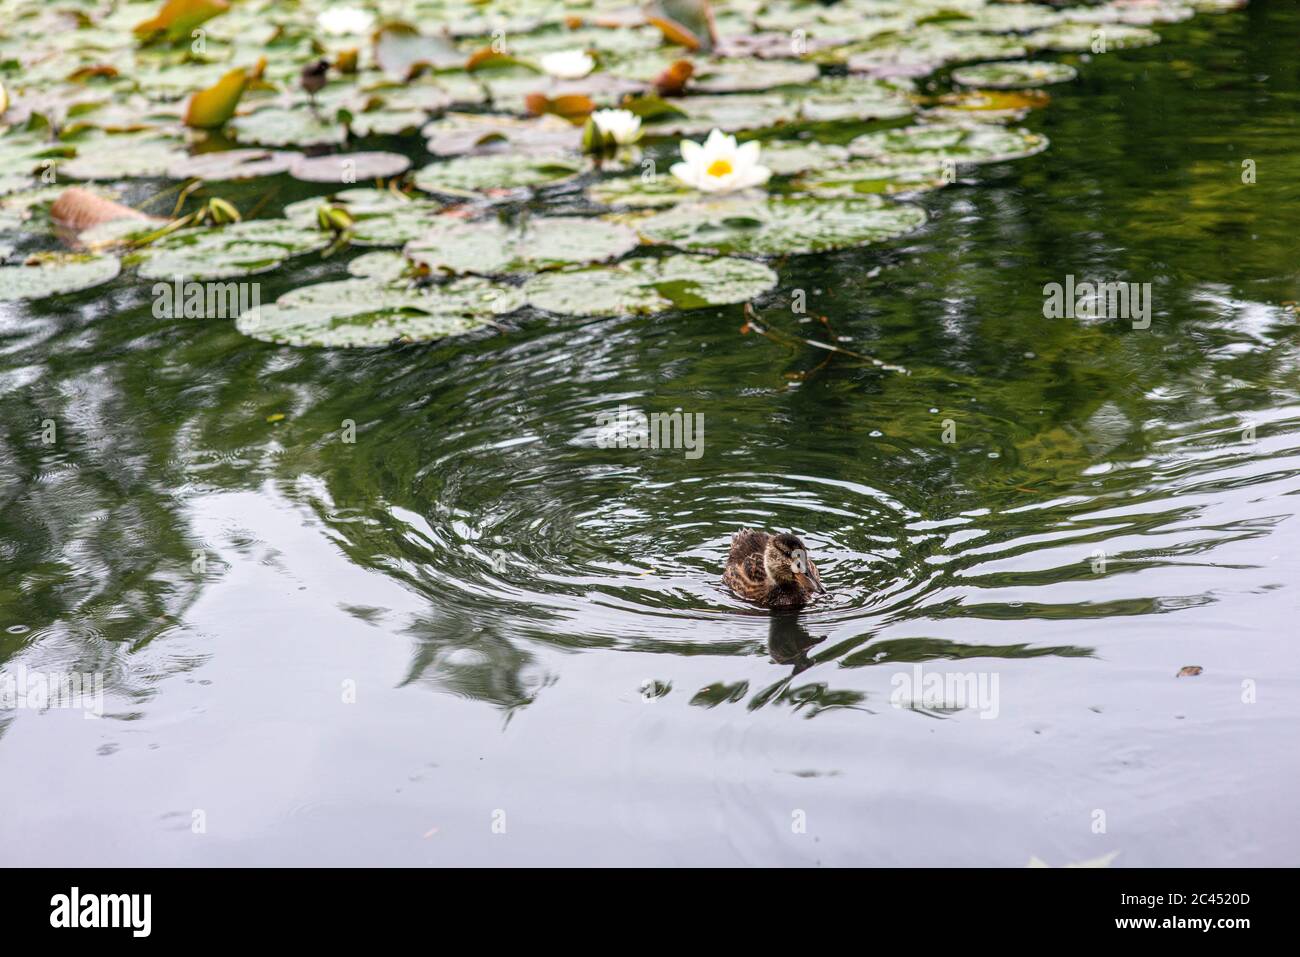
[{"left": 723, "top": 529, "right": 825, "bottom": 609}]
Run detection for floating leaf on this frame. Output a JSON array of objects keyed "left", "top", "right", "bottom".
[
  {"left": 183, "top": 67, "right": 248, "bottom": 129},
  {"left": 758, "top": 139, "right": 852, "bottom": 176},
  {"left": 413, "top": 154, "right": 581, "bottom": 198},
  {"left": 406, "top": 217, "right": 639, "bottom": 276},
  {"left": 690, "top": 59, "right": 820, "bottom": 94},
  {"left": 132, "top": 219, "right": 326, "bottom": 280},
  {"left": 789, "top": 159, "right": 949, "bottom": 198},
  {"left": 347, "top": 250, "right": 410, "bottom": 281},
  {"left": 649, "top": 94, "right": 798, "bottom": 136},
  {"left": 288, "top": 152, "right": 411, "bottom": 183},
  {"left": 284, "top": 188, "right": 444, "bottom": 247},
  {"left": 236, "top": 275, "right": 522, "bottom": 348},
  {"left": 49, "top": 187, "right": 152, "bottom": 232},
  {"left": 229, "top": 107, "right": 348, "bottom": 148},
  {"left": 374, "top": 23, "right": 463, "bottom": 79},
  {"left": 166, "top": 148, "right": 299, "bottom": 181},
  {"left": 135, "top": 0, "right": 230, "bottom": 44},
  {"left": 632, "top": 195, "right": 927, "bottom": 256},
  {"left": 791, "top": 75, "right": 917, "bottom": 123},
  {"left": 0, "top": 252, "right": 120, "bottom": 301},
  {"left": 951, "top": 60, "right": 1079, "bottom": 89},
  {"left": 60, "top": 133, "right": 189, "bottom": 180},
  {"left": 1027, "top": 23, "right": 1161, "bottom": 52},
  {"left": 850, "top": 123, "right": 1049, "bottom": 166},
  {"left": 422, "top": 112, "right": 582, "bottom": 157},
  {"left": 586, "top": 174, "right": 698, "bottom": 209},
  {"left": 523, "top": 253, "right": 776, "bottom": 317}
]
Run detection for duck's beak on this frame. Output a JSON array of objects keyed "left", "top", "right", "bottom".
[{"left": 800, "top": 564, "right": 826, "bottom": 594}]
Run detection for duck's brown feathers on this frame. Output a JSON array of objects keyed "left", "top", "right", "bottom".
[{"left": 723, "top": 528, "right": 822, "bottom": 609}]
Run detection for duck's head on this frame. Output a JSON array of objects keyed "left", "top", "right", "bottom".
[{"left": 764, "top": 533, "right": 825, "bottom": 594}]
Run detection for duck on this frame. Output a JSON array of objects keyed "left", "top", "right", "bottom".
[{"left": 723, "top": 529, "right": 825, "bottom": 609}]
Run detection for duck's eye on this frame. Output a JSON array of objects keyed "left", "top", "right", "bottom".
[{"left": 791, "top": 548, "right": 807, "bottom": 574}]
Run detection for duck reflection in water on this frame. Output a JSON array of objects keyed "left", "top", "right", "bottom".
[{"left": 768, "top": 612, "right": 825, "bottom": 675}]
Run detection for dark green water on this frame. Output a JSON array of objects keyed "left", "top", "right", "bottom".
[{"left": 2, "top": 1, "right": 1298, "bottom": 865}]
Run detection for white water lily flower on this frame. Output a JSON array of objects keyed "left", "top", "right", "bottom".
[
  {"left": 540, "top": 49, "right": 595, "bottom": 80},
  {"left": 590, "top": 109, "right": 642, "bottom": 145},
  {"left": 317, "top": 6, "right": 376, "bottom": 37},
  {"left": 670, "top": 129, "right": 771, "bottom": 193}
]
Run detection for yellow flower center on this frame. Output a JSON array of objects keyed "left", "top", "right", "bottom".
[{"left": 706, "top": 158, "right": 733, "bottom": 178}]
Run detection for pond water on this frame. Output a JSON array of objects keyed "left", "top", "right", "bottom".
[{"left": 2, "top": 1, "right": 1299, "bottom": 866}]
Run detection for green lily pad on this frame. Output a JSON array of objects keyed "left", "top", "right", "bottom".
[
  {"left": 347, "top": 251, "right": 411, "bottom": 281},
  {"left": 1027, "top": 23, "right": 1162, "bottom": 52},
  {"left": 631, "top": 195, "right": 927, "bottom": 257},
  {"left": 422, "top": 112, "right": 582, "bottom": 157},
  {"left": 951, "top": 60, "right": 1079, "bottom": 89},
  {"left": 132, "top": 220, "right": 327, "bottom": 280},
  {"left": 60, "top": 133, "right": 189, "bottom": 180},
  {"left": 346, "top": 108, "right": 429, "bottom": 137},
  {"left": 413, "top": 153, "right": 582, "bottom": 198},
  {"left": 166, "top": 148, "right": 300, "bottom": 181},
  {"left": 0, "top": 133, "right": 75, "bottom": 194},
  {"left": 789, "top": 159, "right": 950, "bottom": 198},
  {"left": 649, "top": 94, "right": 800, "bottom": 137},
  {"left": 850, "top": 123, "right": 1049, "bottom": 166},
  {"left": 758, "top": 139, "right": 852, "bottom": 176},
  {"left": 288, "top": 152, "right": 411, "bottom": 183},
  {"left": 235, "top": 275, "right": 522, "bottom": 348},
  {"left": 229, "top": 107, "right": 348, "bottom": 148},
  {"left": 791, "top": 76, "right": 916, "bottom": 123},
  {"left": 586, "top": 174, "right": 698, "bottom": 209},
  {"left": 406, "top": 216, "right": 640, "bottom": 277},
  {"left": 284, "top": 188, "right": 446, "bottom": 247},
  {"left": 690, "top": 59, "right": 821, "bottom": 94},
  {"left": 0, "top": 252, "right": 120, "bottom": 301},
  {"left": 844, "top": 27, "right": 1029, "bottom": 78},
  {"left": 523, "top": 254, "right": 778, "bottom": 317}
]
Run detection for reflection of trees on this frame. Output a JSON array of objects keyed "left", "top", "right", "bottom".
[{"left": 0, "top": 294, "right": 209, "bottom": 709}]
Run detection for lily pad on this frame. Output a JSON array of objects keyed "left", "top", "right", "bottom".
[
  {"left": 789, "top": 159, "right": 950, "bottom": 198},
  {"left": 0, "top": 252, "right": 120, "bottom": 301},
  {"left": 849, "top": 123, "right": 1049, "bottom": 166},
  {"left": 422, "top": 112, "right": 582, "bottom": 157},
  {"left": 347, "top": 250, "right": 410, "bottom": 281},
  {"left": 60, "top": 133, "right": 189, "bottom": 180},
  {"left": 791, "top": 76, "right": 916, "bottom": 123},
  {"left": 523, "top": 253, "right": 778, "bottom": 317},
  {"left": 132, "top": 219, "right": 327, "bottom": 280},
  {"left": 166, "top": 148, "right": 299, "bottom": 181},
  {"left": 631, "top": 195, "right": 927, "bottom": 257},
  {"left": 757, "top": 139, "right": 852, "bottom": 176},
  {"left": 284, "top": 188, "right": 444, "bottom": 247},
  {"left": 235, "top": 275, "right": 522, "bottom": 348},
  {"left": 288, "top": 152, "right": 411, "bottom": 183},
  {"left": 649, "top": 94, "right": 799, "bottom": 137},
  {"left": 229, "top": 107, "right": 348, "bottom": 148},
  {"left": 690, "top": 59, "right": 821, "bottom": 94},
  {"left": 586, "top": 174, "right": 698, "bottom": 209},
  {"left": 413, "top": 153, "right": 582, "bottom": 198},
  {"left": 406, "top": 216, "right": 640, "bottom": 277},
  {"left": 1027, "top": 23, "right": 1161, "bottom": 52},
  {"left": 951, "top": 60, "right": 1079, "bottom": 89}
]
